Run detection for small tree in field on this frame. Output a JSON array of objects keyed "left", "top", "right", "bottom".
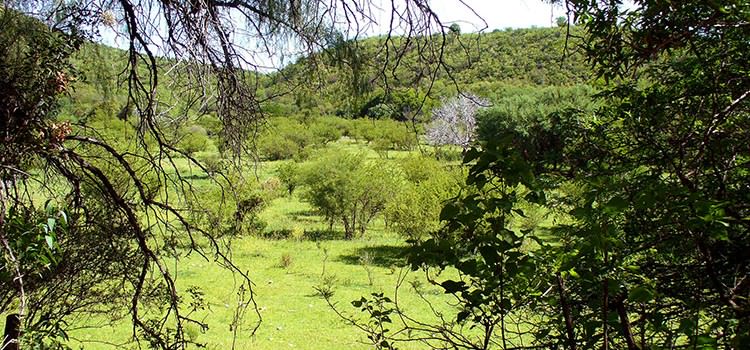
[
  {"left": 425, "top": 94, "right": 487, "bottom": 150},
  {"left": 301, "top": 151, "right": 404, "bottom": 239}
]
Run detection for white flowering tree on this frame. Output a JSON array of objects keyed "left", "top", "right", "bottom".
[{"left": 425, "top": 94, "right": 488, "bottom": 150}]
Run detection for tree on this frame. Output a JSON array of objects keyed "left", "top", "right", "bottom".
[
  {"left": 301, "top": 151, "right": 405, "bottom": 239},
  {"left": 425, "top": 94, "right": 488, "bottom": 150},
  {"left": 340, "top": 0, "right": 750, "bottom": 349},
  {"left": 384, "top": 156, "right": 462, "bottom": 240},
  {"left": 358, "top": 88, "right": 433, "bottom": 122},
  {"left": 1, "top": 0, "right": 478, "bottom": 347},
  {"left": 177, "top": 125, "right": 213, "bottom": 154},
  {"left": 555, "top": 16, "right": 567, "bottom": 28},
  {"left": 276, "top": 161, "right": 301, "bottom": 196},
  {"left": 449, "top": 23, "right": 462, "bottom": 35},
  {"left": 545, "top": 1, "right": 750, "bottom": 347}
]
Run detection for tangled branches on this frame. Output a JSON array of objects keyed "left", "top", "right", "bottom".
[{"left": 1, "top": 0, "right": 482, "bottom": 347}]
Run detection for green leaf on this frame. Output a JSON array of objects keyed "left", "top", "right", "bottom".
[
  {"left": 695, "top": 335, "right": 717, "bottom": 348},
  {"left": 439, "top": 203, "right": 460, "bottom": 221},
  {"left": 45, "top": 235, "right": 55, "bottom": 250},
  {"left": 628, "top": 285, "right": 654, "bottom": 303},
  {"left": 570, "top": 207, "right": 589, "bottom": 218},
  {"left": 440, "top": 280, "right": 466, "bottom": 293},
  {"left": 678, "top": 318, "right": 697, "bottom": 336},
  {"left": 603, "top": 196, "right": 628, "bottom": 215}
]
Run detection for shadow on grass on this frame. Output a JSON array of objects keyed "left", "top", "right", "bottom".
[
  {"left": 290, "top": 209, "right": 319, "bottom": 218},
  {"left": 182, "top": 174, "right": 210, "bottom": 180},
  {"left": 259, "top": 229, "right": 345, "bottom": 241},
  {"left": 337, "top": 245, "right": 413, "bottom": 268},
  {"left": 258, "top": 229, "right": 292, "bottom": 240},
  {"left": 304, "top": 229, "right": 344, "bottom": 240},
  {"left": 288, "top": 210, "right": 323, "bottom": 225}
]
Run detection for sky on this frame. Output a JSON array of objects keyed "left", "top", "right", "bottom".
[
  {"left": 99, "top": 0, "right": 567, "bottom": 70},
  {"left": 428, "top": 0, "right": 566, "bottom": 32}
]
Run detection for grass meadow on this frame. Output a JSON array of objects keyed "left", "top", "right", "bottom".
[{"left": 65, "top": 143, "right": 460, "bottom": 349}]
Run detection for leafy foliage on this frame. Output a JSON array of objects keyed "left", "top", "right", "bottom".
[
  {"left": 190, "top": 171, "right": 268, "bottom": 238},
  {"left": 342, "top": 1, "right": 750, "bottom": 349},
  {"left": 385, "top": 156, "right": 462, "bottom": 240},
  {"left": 300, "top": 150, "right": 405, "bottom": 239},
  {"left": 0, "top": 10, "right": 259, "bottom": 348}
]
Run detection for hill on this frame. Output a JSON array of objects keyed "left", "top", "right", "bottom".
[
  {"left": 260, "top": 25, "right": 590, "bottom": 120},
  {"left": 63, "top": 26, "right": 590, "bottom": 124}
]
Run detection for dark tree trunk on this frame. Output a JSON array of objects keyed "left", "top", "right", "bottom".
[
  {"left": 556, "top": 273, "right": 577, "bottom": 350},
  {"left": 3, "top": 314, "right": 20, "bottom": 350},
  {"left": 615, "top": 298, "right": 640, "bottom": 350}
]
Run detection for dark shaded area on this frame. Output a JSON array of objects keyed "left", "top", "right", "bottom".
[
  {"left": 290, "top": 209, "right": 319, "bottom": 218},
  {"left": 3, "top": 314, "right": 19, "bottom": 350},
  {"left": 337, "top": 245, "right": 413, "bottom": 267},
  {"left": 182, "top": 174, "right": 209, "bottom": 180},
  {"left": 303, "top": 229, "right": 344, "bottom": 241},
  {"left": 259, "top": 229, "right": 344, "bottom": 241}
]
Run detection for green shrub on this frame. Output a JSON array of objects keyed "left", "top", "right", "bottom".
[
  {"left": 432, "top": 147, "right": 463, "bottom": 162},
  {"left": 377, "top": 120, "right": 417, "bottom": 151},
  {"left": 349, "top": 119, "right": 379, "bottom": 143},
  {"left": 196, "top": 114, "right": 223, "bottom": 137},
  {"left": 195, "top": 152, "right": 224, "bottom": 176},
  {"left": 257, "top": 133, "right": 301, "bottom": 161},
  {"left": 385, "top": 157, "right": 462, "bottom": 240},
  {"left": 300, "top": 149, "right": 406, "bottom": 239},
  {"left": 276, "top": 161, "right": 301, "bottom": 196},
  {"left": 177, "top": 125, "right": 213, "bottom": 154},
  {"left": 475, "top": 84, "right": 596, "bottom": 143},
  {"left": 190, "top": 172, "right": 267, "bottom": 237},
  {"left": 261, "top": 176, "right": 284, "bottom": 200},
  {"left": 397, "top": 156, "right": 443, "bottom": 183},
  {"left": 257, "top": 117, "right": 338, "bottom": 160},
  {"left": 307, "top": 116, "right": 344, "bottom": 144}
]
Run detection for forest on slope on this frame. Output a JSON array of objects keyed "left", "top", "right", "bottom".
[
  {"left": 262, "top": 25, "right": 591, "bottom": 120},
  {"left": 63, "top": 25, "right": 595, "bottom": 162}
]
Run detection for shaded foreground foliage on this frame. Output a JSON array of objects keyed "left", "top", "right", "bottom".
[
  {"left": 335, "top": 1, "right": 750, "bottom": 349},
  {"left": 0, "top": 9, "right": 259, "bottom": 348},
  {"left": 0, "top": 0, "right": 478, "bottom": 347}
]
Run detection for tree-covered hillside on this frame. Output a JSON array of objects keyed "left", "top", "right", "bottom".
[
  {"left": 263, "top": 26, "right": 590, "bottom": 119},
  {"left": 63, "top": 25, "right": 590, "bottom": 125},
  {"left": 56, "top": 25, "right": 594, "bottom": 164}
]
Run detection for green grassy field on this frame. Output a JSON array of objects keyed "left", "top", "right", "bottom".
[
  {"left": 65, "top": 146, "right": 459, "bottom": 349},
  {"left": 15, "top": 139, "right": 546, "bottom": 350},
  {"left": 69, "top": 238, "right": 449, "bottom": 349}
]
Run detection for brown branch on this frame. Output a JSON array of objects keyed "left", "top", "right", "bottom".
[
  {"left": 556, "top": 273, "right": 577, "bottom": 350},
  {"left": 614, "top": 297, "right": 640, "bottom": 350},
  {"left": 64, "top": 150, "right": 179, "bottom": 349}
]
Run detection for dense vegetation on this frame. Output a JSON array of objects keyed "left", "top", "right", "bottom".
[
  {"left": 340, "top": 2, "right": 750, "bottom": 350},
  {"left": 2, "top": 0, "right": 748, "bottom": 349},
  {"left": 262, "top": 25, "right": 591, "bottom": 120}
]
